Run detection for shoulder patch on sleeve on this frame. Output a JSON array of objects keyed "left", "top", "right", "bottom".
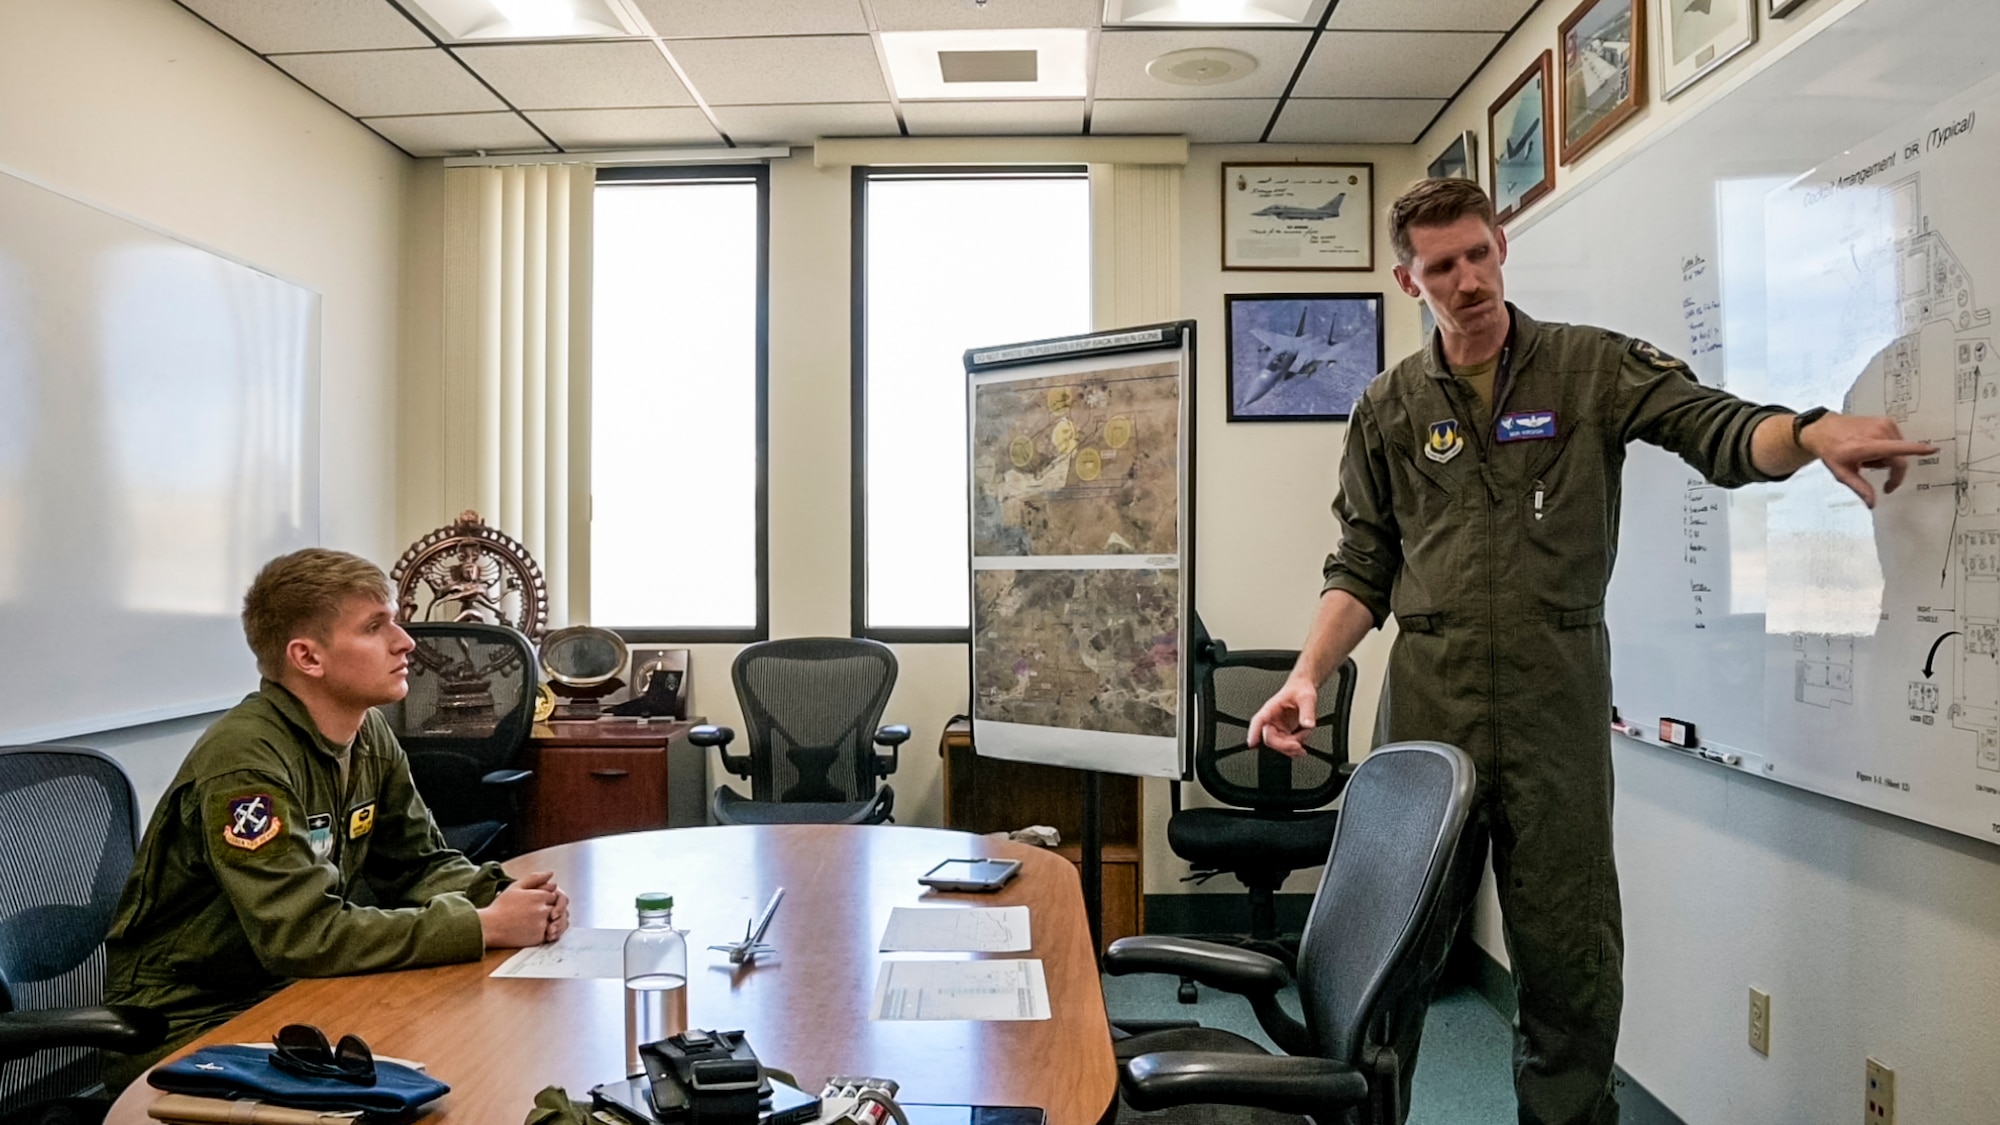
[
  {"left": 1629, "top": 338, "right": 1690, "bottom": 372},
  {"left": 222, "top": 793, "right": 283, "bottom": 851}
]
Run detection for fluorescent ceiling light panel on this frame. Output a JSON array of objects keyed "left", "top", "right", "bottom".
[
  {"left": 881, "top": 29, "right": 1088, "bottom": 100},
  {"left": 1104, "top": 0, "right": 1320, "bottom": 26},
  {"left": 403, "top": 0, "right": 637, "bottom": 42}
]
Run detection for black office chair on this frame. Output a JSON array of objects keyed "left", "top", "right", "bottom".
[
  {"left": 1165, "top": 639, "right": 1356, "bottom": 998},
  {"left": 692, "top": 637, "right": 909, "bottom": 826},
  {"left": 1106, "top": 741, "right": 1477, "bottom": 1125},
  {"left": 0, "top": 746, "right": 165, "bottom": 1125},
  {"left": 379, "top": 622, "right": 538, "bottom": 861}
]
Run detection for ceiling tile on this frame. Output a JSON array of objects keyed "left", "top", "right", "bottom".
[
  {"left": 273, "top": 49, "right": 506, "bottom": 117},
  {"left": 1096, "top": 29, "right": 1309, "bottom": 99},
  {"left": 361, "top": 112, "right": 552, "bottom": 157},
  {"left": 710, "top": 103, "right": 901, "bottom": 144},
  {"left": 1267, "top": 97, "right": 1445, "bottom": 143},
  {"left": 176, "top": 0, "right": 430, "bottom": 53},
  {"left": 629, "top": 0, "right": 869, "bottom": 37},
  {"left": 901, "top": 100, "right": 1086, "bottom": 135},
  {"left": 1090, "top": 98, "right": 1276, "bottom": 142},
  {"left": 455, "top": 42, "right": 693, "bottom": 109},
  {"left": 525, "top": 107, "right": 721, "bottom": 148},
  {"left": 869, "top": 0, "right": 1101, "bottom": 31},
  {"left": 667, "top": 36, "right": 890, "bottom": 105},
  {"left": 1327, "top": 0, "right": 1538, "bottom": 32},
  {"left": 1293, "top": 30, "right": 1499, "bottom": 99}
]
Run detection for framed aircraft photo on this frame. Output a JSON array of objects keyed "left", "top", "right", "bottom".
[
  {"left": 1221, "top": 162, "right": 1374, "bottom": 271},
  {"left": 1489, "top": 51, "right": 1555, "bottom": 226},
  {"left": 1427, "top": 130, "right": 1480, "bottom": 187},
  {"left": 1225, "top": 293, "right": 1384, "bottom": 422},
  {"left": 1660, "top": 0, "right": 1756, "bottom": 100},
  {"left": 1560, "top": 0, "right": 1645, "bottom": 164}
]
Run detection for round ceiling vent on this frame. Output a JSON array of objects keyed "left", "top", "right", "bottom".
[{"left": 1145, "top": 47, "right": 1258, "bottom": 87}]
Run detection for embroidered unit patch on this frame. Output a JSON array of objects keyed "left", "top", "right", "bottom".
[
  {"left": 347, "top": 802, "right": 376, "bottom": 840},
  {"left": 1630, "top": 339, "right": 1688, "bottom": 372},
  {"left": 307, "top": 813, "right": 334, "bottom": 861},
  {"left": 223, "top": 794, "right": 282, "bottom": 851},
  {"left": 1497, "top": 410, "right": 1559, "bottom": 442},
  {"left": 1424, "top": 419, "right": 1464, "bottom": 463}
]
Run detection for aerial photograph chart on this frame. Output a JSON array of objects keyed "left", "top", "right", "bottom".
[
  {"left": 971, "top": 567, "right": 1179, "bottom": 739},
  {"left": 971, "top": 361, "right": 1180, "bottom": 558}
]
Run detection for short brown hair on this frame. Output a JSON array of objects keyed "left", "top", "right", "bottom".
[
  {"left": 242, "top": 548, "right": 393, "bottom": 678},
  {"left": 1389, "top": 178, "right": 1498, "bottom": 265}
]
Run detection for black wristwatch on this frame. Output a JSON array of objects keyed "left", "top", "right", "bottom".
[{"left": 1791, "top": 406, "right": 1830, "bottom": 446}]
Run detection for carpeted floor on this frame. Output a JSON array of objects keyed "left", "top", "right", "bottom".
[{"left": 1101, "top": 972, "right": 1517, "bottom": 1124}]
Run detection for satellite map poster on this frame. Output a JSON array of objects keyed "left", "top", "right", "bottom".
[{"left": 964, "top": 323, "right": 1196, "bottom": 779}]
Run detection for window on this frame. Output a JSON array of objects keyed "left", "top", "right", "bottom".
[
  {"left": 852, "top": 167, "right": 1093, "bottom": 640},
  {"left": 592, "top": 166, "right": 767, "bottom": 640}
]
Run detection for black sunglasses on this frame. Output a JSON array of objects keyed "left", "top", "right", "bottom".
[{"left": 270, "top": 1023, "right": 376, "bottom": 1085}]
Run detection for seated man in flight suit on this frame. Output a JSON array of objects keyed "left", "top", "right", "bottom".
[{"left": 103, "top": 548, "right": 571, "bottom": 1089}]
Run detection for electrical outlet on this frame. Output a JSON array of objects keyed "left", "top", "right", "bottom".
[
  {"left": 1866, "top": 1057, "right": 1895, "bottom": 1124},
  {"left": 1747, "top": 987, "right": 1770, "bottom": 1055}
]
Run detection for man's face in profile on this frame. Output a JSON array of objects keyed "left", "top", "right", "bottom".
[
  {"left": 305, "top": 595, "right": 415, "bottom": 709},
  {"left": 1396, "top": 215, "right": 1510, "bottom": 343}
]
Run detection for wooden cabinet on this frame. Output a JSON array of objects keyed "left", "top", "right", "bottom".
[
  {"left": 526, "top": 719, "right": 699, "bottom": 850},
  {"left": 938, "top": 720, "right": 1143, "bottom": 951}
]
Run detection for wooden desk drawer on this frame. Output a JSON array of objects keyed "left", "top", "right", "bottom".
[{"left": 529, "top": 745, "right": 669, "bottom": 849}]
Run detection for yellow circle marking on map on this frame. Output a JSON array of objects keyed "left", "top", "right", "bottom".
[
  {"left": 1105, "top": 415, "right": 1133, "bottom": 448},
  {"left": 1076, "top": 448, "right": 1102, "bottom": 481},
  {"left": 1051, "top": 417, "right": 1079, "bottom": 455},
  {"left": 1010, "top": 436, "right": 1034, "bottom": 468},
  {"left": 1047, "top": 387, "right": 1073, "bottom": 415}
]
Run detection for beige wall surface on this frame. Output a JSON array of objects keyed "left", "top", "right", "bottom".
[{"left": 1, "top": 0, "right": 410, "bottom": 816}]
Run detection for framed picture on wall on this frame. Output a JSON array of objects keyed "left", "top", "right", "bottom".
[
  {"left": 1426, "top": 130, "right": 1480, "bottom": 186},
  {"left": 1220, "top": 162, "right": 1374, "bottom": 271},
  {"left": 1225, "top": 293, "right": 1384, "bottom": 422},
  {"left": 1489, "top": 51, "right": 1555, "bottom": 225},
  {"left": 1768, "top": 0, "right": 1812, "bottom": 17},
  {"left": 1659, "top": 0, "right": 1757, "bottom": 100},
  {"left": 1559, "top": 0, "right": 1646, "bottom": 164}
]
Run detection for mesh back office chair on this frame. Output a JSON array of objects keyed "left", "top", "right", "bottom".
[
  {"left": 1165, "top": 639, "right": 1355, "bottom": 999},
  {"left": 1106, "top": 742, "right": 1477, "bottom": 1125},
  {"left": 378, "top": 622, "right": 538, "bottom": 861},
  {"left": 0, "top": 746, "right": 164, "bottom": 1125},
  {"left": 692, "top": 638, "right": 910, "bottom": 825}
]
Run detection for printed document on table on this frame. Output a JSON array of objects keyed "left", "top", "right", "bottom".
[
  {"left": 880, "top": 906, "right": 1031, "bottom": 952},
  {"left": 491, "top": 928, "right": 628, "bottom": 978},
  {"left": 871, "top": 958, "right": 1051, "bottom": 1021}
]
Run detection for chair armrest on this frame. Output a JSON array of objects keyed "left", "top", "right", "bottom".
[
  {"left": 872, "top": 724, "right": 909, "bottom": 777},
  {"left": 1121, "top": 1051, "right": 1368, "bottom": 1115},
  {"left": 1103, "top": 936, "right": 1289, "bottom": 998},
  {"left": 481, "top": 769, "right": 533, "bottom": 787},
  {"left": 690, "top": 725, "right": 753, "bottom": 778},
  {"left": 0, "top": 1005, "right": 167, "bottom": 1063}
]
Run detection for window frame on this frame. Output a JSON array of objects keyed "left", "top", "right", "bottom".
[
  {"left": 848, "top": 164, "right": 1092, "bottom": 644},
  {"left": 593, "top": 164, "right": 770, "bottom": 644}
]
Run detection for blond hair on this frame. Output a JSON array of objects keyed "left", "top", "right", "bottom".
[
  {"left": 1388, "top": 178, "right": 1499, "bottom": 265},
  {"left": 242, "top": 549, "right": 392, "bottom": 678}
]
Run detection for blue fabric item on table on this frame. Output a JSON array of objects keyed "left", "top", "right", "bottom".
[{"left": 148, "top": 1045, "right": 450, "bottom": 1112}]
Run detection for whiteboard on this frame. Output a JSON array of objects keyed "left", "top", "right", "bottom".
[
  {"left": 0, "top": 165, "right": 319, "bottom": 743},
  {"left": 963, "top": 324, "right": 1195, "bottom": 779},
  {"left": 1504, "top": 0, "right": 2000, "bottom": 845}
]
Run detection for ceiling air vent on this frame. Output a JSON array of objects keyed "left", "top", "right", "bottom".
[{"left": 939, "top": 50, "right": 1040, "bottom": 83}]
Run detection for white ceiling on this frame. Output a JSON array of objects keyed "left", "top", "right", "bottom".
[{"left": 173, "top": 0, "right": 1544, "bottom": 158}]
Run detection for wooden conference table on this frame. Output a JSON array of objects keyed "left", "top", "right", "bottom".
[{"left": 107, "top": 825, "right": 1118, "bottom": 1125}]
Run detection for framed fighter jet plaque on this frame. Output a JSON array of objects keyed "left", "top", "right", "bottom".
[
  {"left": 1224, "top": 293, "right": 1384, "bottom": 422},
  {"left": 1221, "top": 162, "right": 1374, "bottom": 271},
  {"left": 1659, "top": 0, "right": 1757, "bottom": 100},
  {"left": 1489, "top": 51, "right": 1555, "bottom": 225}
]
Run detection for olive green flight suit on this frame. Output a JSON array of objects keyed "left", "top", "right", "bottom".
[
  {"left": 1322, "top": 307, "right": 1787, "bottom": 1125},
  {"left": 103, "top": 680, "right": 509, "bottom": 1086}
]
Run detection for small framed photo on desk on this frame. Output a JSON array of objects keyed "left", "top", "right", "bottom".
[{"left": 613, "top": 645, "right": 691, "bottom": 718}]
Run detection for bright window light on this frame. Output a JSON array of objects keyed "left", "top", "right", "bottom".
[
  {"left": 592, "top": 173, "right": 763, "bottom": 633},
  {"left": 859, "top": 171, "right": 1092, "bottom": 635}
]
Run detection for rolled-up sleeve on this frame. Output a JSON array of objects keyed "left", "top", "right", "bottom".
[
  {"left": 1320, "top": 394, "right": 1402, "bottom": 626},
  {"left": 1616, "top": 336, "right": 1790, "bottom": 488}
]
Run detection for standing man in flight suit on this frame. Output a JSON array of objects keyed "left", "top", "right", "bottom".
[
  {"left": 103, "top": 548, "right": 571, "bottom": 1089},
  {"left": 1247, "top": 179, "right": 1933, "bottom": 1125}
]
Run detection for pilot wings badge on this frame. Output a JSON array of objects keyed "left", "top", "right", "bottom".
[{"left": 1424, "top": 419, "right": 1464, "bottom": 463}]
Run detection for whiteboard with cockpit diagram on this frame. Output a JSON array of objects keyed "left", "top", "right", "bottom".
[{"left": 963, "top": 322, "right": 1196, "bottom": 781}]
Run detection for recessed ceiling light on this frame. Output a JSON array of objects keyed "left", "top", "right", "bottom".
[
  {"left": 881, "top": 30, "right": 1089, "bottom": 101},
  {"left": 401, "top": 0, "right": 637, "bottom": 42},
  {"left": 1104, "top": 0, "right": 1323, "bottom": 26}
]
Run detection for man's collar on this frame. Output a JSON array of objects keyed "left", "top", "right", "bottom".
[
  {"left": 258, "top": 678, "right": 354, "bottom": 758},
  {"left": 1425, "top": 303, "right": 1542, "bottom": 378}
]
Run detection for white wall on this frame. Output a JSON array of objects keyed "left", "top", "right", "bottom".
[
  {"left": 0, "top": 0, "right": 411, "bottom": 816},
  {"left": 1416, "top": 0, "right": 2000, "bottom": 1120}
]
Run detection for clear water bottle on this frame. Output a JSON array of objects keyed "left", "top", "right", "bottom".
[{"left": 624, "top": 892, "right": 688, "bottom": 1076}]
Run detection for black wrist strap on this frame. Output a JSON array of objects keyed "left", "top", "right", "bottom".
[{"left": 1792, "top": 406, "right": 1829, "bottom": 445}]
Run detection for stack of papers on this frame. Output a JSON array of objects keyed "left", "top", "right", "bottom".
[{"left": 872, "top": 906, "right": 1048, "bottom": 1021}]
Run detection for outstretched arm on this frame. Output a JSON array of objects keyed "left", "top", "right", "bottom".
[
  {"left": 1750, "top": 411, "right": 1937, "bottom": 508},
  {"left": 1247, "top": 589, "right": 1377, "bottom": 759}
]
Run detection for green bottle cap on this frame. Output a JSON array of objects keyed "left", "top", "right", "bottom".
[{"left": 636, "top": 892, "right": 673, "bottom": 911}]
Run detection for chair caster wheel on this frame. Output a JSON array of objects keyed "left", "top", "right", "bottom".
[{"left": 1177, "top": 979, "right": 1198, "bottom": 1004}]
